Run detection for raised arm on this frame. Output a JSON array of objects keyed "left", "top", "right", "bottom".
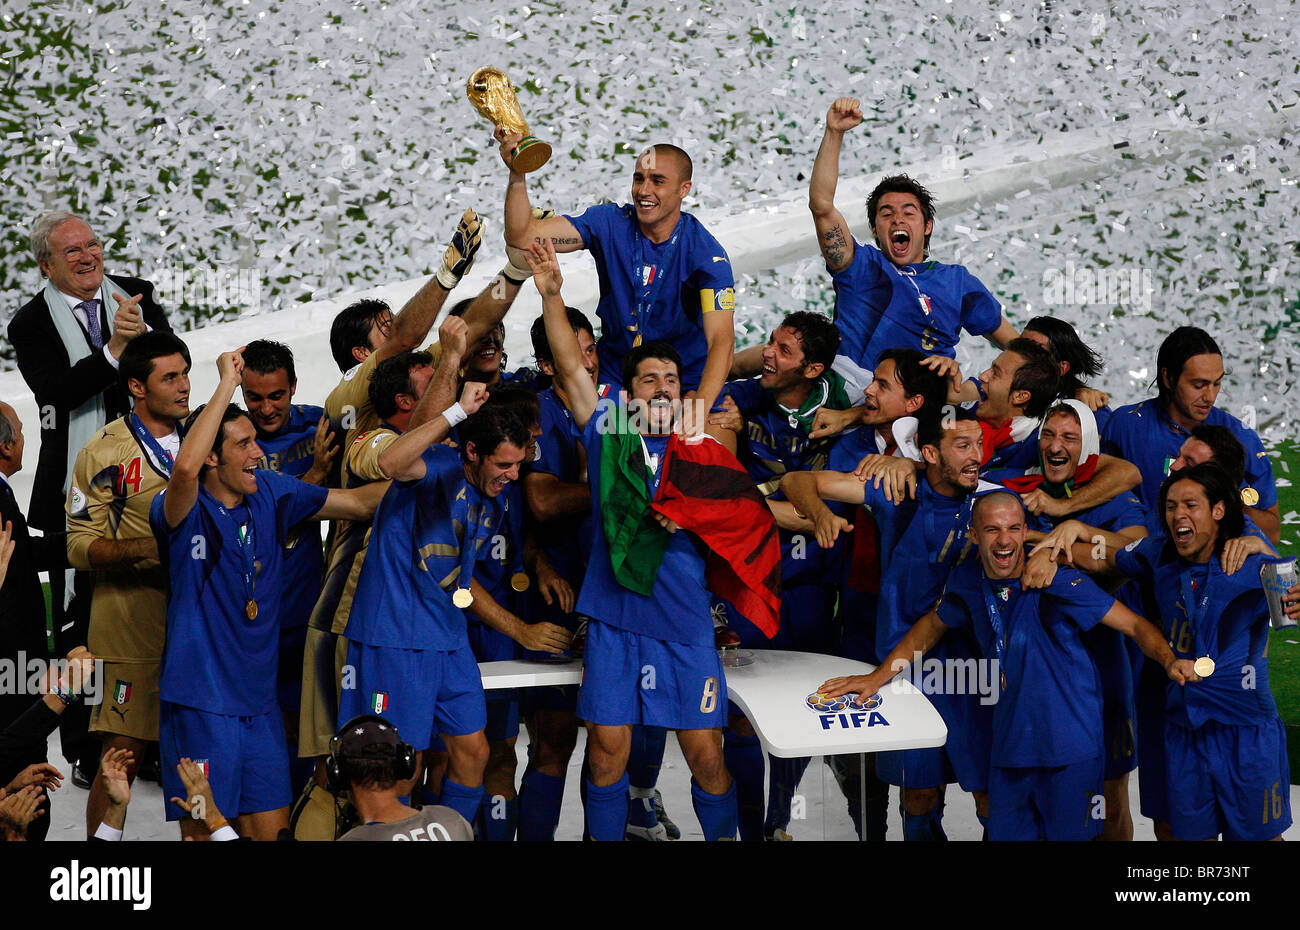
[
  {"left": 378, "top": 209, "right": 483, "bottom": 364},
  {"left": 809, "top": 97, "right": 862, "bottom": 273},
  {"left": 528, "top": 240, "right": 598, "bottom": 430},
  {"left": 498, "top": 130, "right": 584, "bottom": 253},
  {"left": 163, "top": 350, "right": 243, "bottom": 530},
  {"left": 377, "top": 381, "right": 491, "bottom": 483},
  {"left": 410, "top": 315, "right": 471, "bottom": 430}
]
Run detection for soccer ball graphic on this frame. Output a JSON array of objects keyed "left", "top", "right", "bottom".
[{"left": 806, "top": 692, "right": 855, "bottom": 713}]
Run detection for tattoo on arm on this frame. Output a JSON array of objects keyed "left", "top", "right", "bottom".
[
  {"left": 534, "top": 236, "right": 582, "bottom": 246},
  {"left": 822, "top": 225, "right": 848, "bottom": 267}
]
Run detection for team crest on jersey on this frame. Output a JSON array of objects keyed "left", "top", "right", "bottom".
[
  {"left": 996, "top": 585, "right": 1010, "bottom": 602},
  {"left": 114, "top": 681, "right": 131, "bottom": 705},
  {"left": 193, "top": 759, "right": 210, "bottom": 778},
  {"left": 371, "top": 691, "right": 389, "bottom": 713}
]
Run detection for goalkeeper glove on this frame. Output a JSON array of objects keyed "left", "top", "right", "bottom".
[{"left": 436, "top": 208, "right": 484, "bottom": 289}]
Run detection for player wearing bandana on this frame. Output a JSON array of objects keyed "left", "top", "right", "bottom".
[
  {"left": 1033, "top": 462, "right": 1292, "bottom": 841},
  {"left": 995, "top": 400, "right": 1148, "bottom": 840},
  {"left": 67, "top": 332, "right": 190, "bottom": 836}
]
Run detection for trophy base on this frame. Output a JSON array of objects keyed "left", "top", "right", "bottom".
[{"left": 512, "top": 136, "right": 552, "bottom": 173}]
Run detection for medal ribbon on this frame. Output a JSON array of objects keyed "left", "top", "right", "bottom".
[
  {"left": 1178, "top": 564, "right": 1214, "bottom": 659},
  {"left": 128, "top": 411, "right": 175, "bottom": 475},
  {"left": 452, "top": 484, "right": 489, "bottom": 599},
  {"left": 215, "top": 501, "right": 257, "bottom": 621},
  {"left": 630, "top": 213, "right": 683, "bottom": 344}
]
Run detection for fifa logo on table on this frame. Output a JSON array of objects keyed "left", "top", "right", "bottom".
[{"left": 805, "top": 691, "right": 889, "bottom": 730}]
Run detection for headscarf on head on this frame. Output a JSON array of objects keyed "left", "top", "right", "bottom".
[{"left": 1001, "top": 398, "right": 1099, "bottom": 498}]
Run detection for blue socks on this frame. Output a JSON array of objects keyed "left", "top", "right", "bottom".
[
  {"left": 439, "top": 777, "right": 484, "bottom": 826},
  {"left": 517, "top": 768, "right": 566, "bottom": 841},
  {"left": 724, "top": 730, "right": 765, "bottom": 842},
  {"left": 691, "top": 779, "right": 738, "bottom": 841},
  {"left": 902, "top": 798, "right": 948, "bottom": 842},
  {"left": 480, "top": 795, "right": 518, "bottom": 842},
  {"left": 584, "top": 774, "right": 630, "bottom": 841}
]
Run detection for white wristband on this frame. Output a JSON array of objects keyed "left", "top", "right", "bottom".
[
  {"left": 211, "top": 824, "right": 240, "bottom": 842},
  {"left": 443, "top": 402, "right": 468, "bottom": 428},
  {"left": 501, "top": 260, "right": 533, "bottom": 283},
  {"left": 93, "top": 822, "right": 124, "bottom": 842}
]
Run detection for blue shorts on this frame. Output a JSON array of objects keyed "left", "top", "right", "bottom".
[
  {"left": 577, "top": 621, "right": 727, "bottom": 729},
  {"left": 160, "top": 702, "right": 289, "bottom": 821},
  {"left": 1135, "top": 662, "right": 1170, "bottom": 822},
  {"left": 1166, "top": 717, "right": 1292, "bottom": 842},
  {"left": 876, "top": 690, "right": 992, "bottom": 793},
  {"left": 339, "top": 640, "right": 487, "bottom": 751},
  {"left": 988, "top": 756, "right": 1104, "bottom": 841}
]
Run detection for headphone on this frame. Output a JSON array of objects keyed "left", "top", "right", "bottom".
[{"left": 325, "top": 714, "right": 417, "bottom": 795}]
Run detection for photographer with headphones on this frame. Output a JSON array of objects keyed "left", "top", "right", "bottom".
[{"left": 331, "top": 716, "right": 473, "bottom": 842}]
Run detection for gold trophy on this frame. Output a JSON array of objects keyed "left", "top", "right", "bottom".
[{"left": 467, "top": 66, "right": 552, "bottom": 173}]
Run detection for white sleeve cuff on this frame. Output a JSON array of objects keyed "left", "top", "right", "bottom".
[
  {"left": 211, "top": 824, "right": 240, "bottom": 841},
  {"left": 103, "top": 344, "right": 120, "bottom": 370},
  {"left": 93, "top": 822, "right": 124, "bottom": 842}
]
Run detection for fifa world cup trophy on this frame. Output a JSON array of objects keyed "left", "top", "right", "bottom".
[{"left": 466, "top": 66, "right": 552, "bottom": 173}]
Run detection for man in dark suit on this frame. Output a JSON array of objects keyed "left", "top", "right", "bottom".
[
  {"left": 7, "top": 212, "right": 170, "bottom": 782},
  {"left": 0, "top": 401, "right": 62, "bottom": 840}
]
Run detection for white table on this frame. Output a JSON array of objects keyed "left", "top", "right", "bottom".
[{"left": 479, "top": 649, "right": 947, "bottom": 759}]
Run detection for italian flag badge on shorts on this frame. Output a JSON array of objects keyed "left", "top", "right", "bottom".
[
  {"left": 371, "top": 691, "right": 389, "bottom": 713},
  {"left": 114, "top": 681, "right": 131, "bottom": 705}
]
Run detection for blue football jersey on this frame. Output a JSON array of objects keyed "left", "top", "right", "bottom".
[
  {"left": 151, "top": 471, "right": 328, "bottom": 715},
  {"left": 830, "top": 242, "right": 1002, "bottom": 371},
  {"left": 563, "top": 203, "right": 734, "bottom": 392}
]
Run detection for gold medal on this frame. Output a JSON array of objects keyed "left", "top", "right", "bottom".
[
  {"left": 632, "top": 334, "right": 642, "bottom": 347},
  {"left": 510, "top": 571, "right": 530, "bottom": 592},
  {"left": 452, "top": 588, "right": 474, "bottom": 609},
  {"left": 1241, "top": 487, "right": 1260, "bottom": 507},
  {"left": 246, "top": 599, "right": 258, "bottom": 621},
  {"left": 1193, "top": 656, "right": 1215, "bottom": 678}
]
